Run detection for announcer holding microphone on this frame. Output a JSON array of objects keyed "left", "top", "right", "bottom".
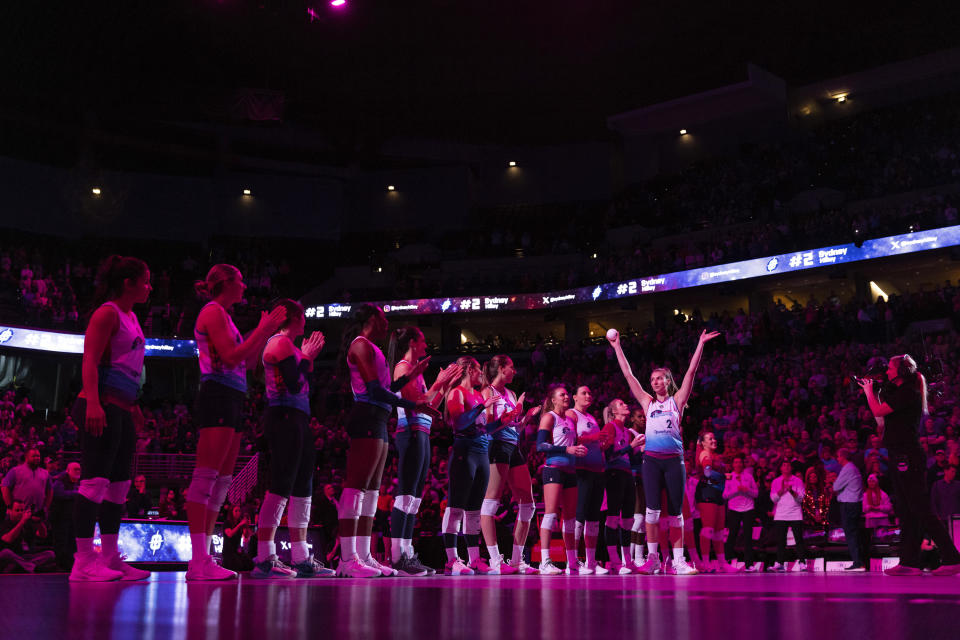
[{"left": 858, "top": 354, "right": 960, "bottom": 575}]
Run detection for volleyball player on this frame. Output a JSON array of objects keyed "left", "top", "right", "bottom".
[
  {"left": 251, "top": 299, "right": 334, "bottom": 578},
  {"left": 569, "top": 386, "right": 606, "bottom": 574},
  {"left": 695, "top": 430, "right": 737, "bottom": 572},
  {"left": 536, "top": 385, "right": 588, "bottom": 575},
  {"left": 388, "top": 327, "right": 461, "bottom": 576},
  {"left": 600, "top": 399, "right": 645, "bottom": 574},
  {"left": 186, "top": 264, "right": 287, "bottom": 581},
  {"left": 480, "top": 355, "right": 541, "bottom": 575},
  {"left": 443, "top": 358, "right": 521, "bottom": 575},
  {"left": 608, "top": 329, "right": 720, "bottom": 575},
  {"left": 70, "top": 256, "right": 152, "bottom": 581},
  {"left": 337, "top": 304, "right": 436, "bottom": 578}
]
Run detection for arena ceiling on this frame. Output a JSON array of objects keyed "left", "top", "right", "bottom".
[{"left": 2, "top": 0, "right": 958, "bottom": 155}]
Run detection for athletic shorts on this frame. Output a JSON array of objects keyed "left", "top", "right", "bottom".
[
  {"left": 194, "top": 380, "right": 246, "bottom": 432},
  {"left": 489, "top": 440, "right": 526, "bottom": 468},
  {"left": 345, "top": 402, "right": 390, "bottom": 442},
  {"left": 695, "top": 479, "right": 725, "bottom": 505},
  {"left": 543, "top": 467, "right": 577, "bottom": 489}
]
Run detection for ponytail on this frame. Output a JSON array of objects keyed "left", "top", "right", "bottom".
[
  {"left": 337, "top": 304, "right": 381, "bottom": 372},
  {"left": 195, "top": 264, "right": 240, "bottom": 301},
  {"left": 387, "top": 326, "right": 423, "bottom": 372},
  {"left": 89, "top": 254, "right": 149, "bottom": 317}
]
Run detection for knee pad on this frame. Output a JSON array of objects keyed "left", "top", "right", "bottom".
[
  {"left": 394, "top": 494, "right": 417, "bottom": 514},
  {"left": 632, "top": 514, "right": 645, "bottom": 532},
  {"left": 715, "top": 528, "right": 729, "bottom": 542},
  {"left": 209, "top": 475, "right": 232, "bottom": 511},
  {"left": 442, "top": 507, "right": 464, "bottom": 534},
  {"left": 620, "top": 516, "right": 635, "bottom": 531},
  {"left": 258, "top": 492, "right": 288, "bottom": 529},
  {"left": 667, "top": 514, "right": 684, "bottom": 530},
  {"left": 464, "top": 510, "right": 481, "bottom": 535},
  {"left": 518, "top": 503, "right": 536, "bottom": 523},
  {"left": 562, "top": 519, "right": 576, "bottom": 536},
  {"left": 78, "top": 477, "right": 110, "bottom": 504},
  {"left": 104, "top": 480, "right": 131, "bottom": 504},
  {"left": 645, "top": 508, "right": 661, "bottom": 525},
  {"left": 701, "top": 526, "right": 715, "bottom": 540},
  {"left": 338, "top": 488, "right": 364, "bottom": 520},
  {"left": 540, "top": 513, "right": 557, "bottom": 531},
  {"left": 480, "top": 498, "right": 500, "bottom": 517},
  {"left": 287, "top": 496, "right": 311, "bottom": 529},
  {"left": 411, "top": 497, "right": 422, "bottom": 513},
  {"left": 584, "top": 521, "right": 600, "bottom": 537},
  {"left": 360, "top": 490, "right": 379, "bottom": 518},
  {"left": 185, "top": 467, "right": 218, "bottom": 505}
]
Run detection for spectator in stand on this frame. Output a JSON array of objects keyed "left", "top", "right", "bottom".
[
  {"left": 801, "top": 467, "right": 831, "bottom": 533},
  {"left": 1, "top": 448, "right": 52, "bottom": 518},
  {"left": 927, "top": 448, "right": 950, "bottom": 488},
  {"left": 723, "top": 453, "right": 758, "bottom": 571},
  {"left": 126, "top": 475, "right": 153, "bottom": 518},
  {"left": 221, "top": 505, "right": 254, "bottom": 572},
  {"left": 0, "top": 499, "right": 56, "bottom": 573},
  {"left": 50, "top": 461, "right": 81, "bottom": 569},
  {"left": 862, "top": 474, "right": 895, "bottom": 529},
  {"left": 158, "top": 488, "right": 182, "bottom": 520},
  {"left": 864, "top": 434, "right": 890, "bottom": 476},
  {"left": 931, "top": 465, "right": 960, "bottom": 527},
  {"left": 834, "top": 448, "right": 866, "bottom": 571},
  {"left": 769, "top": 460, "right": 810, "bottom": 572}
]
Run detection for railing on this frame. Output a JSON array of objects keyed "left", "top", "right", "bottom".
[
  {"left": 61, "top": 452, "right": 255, "bottom": 483},
  {"left": 227, "top": 453, "right": 259, "bottom": 506}
]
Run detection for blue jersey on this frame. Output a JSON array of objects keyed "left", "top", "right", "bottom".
[
  {"left": 263, "top": 334, "right": 310, "bottom": 415},
  {"left": 453, "top": 389, "right": 490, "bottom": 454}
]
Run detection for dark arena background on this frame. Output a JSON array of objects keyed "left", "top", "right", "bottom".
[{"left": 2, "top": 1, "right": 960, "bottom": 638}]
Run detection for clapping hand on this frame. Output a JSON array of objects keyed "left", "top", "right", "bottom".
[{"left": 301, "top": 331, "right": 325, "bottom": 360}]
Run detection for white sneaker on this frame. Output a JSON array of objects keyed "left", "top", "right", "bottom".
[
  {"left": 565, "top": 561, "right": 593, "bottom": 575},
  {"left": 719, "top": 561, "right": 741, "bottom": 574},
  {"left": 538, "top": 559, "right": 562, "bottom": 576},
  {"left": 634, "top": 555, "right": 660, "bottom": 575},
  {"left": 69, "top": 552, "right": 124, "bottom": 582},
  {"left": 360, "top": 555, "right": 397, "bottom": 577},
  {"left": 591, "top": 563, "right": 610, "bottom": 575},
  {"left": 489, "top": 555, "right": 519, "bottom": 575},
  {"left": 185, "top": 555, "right": 237, "bottom": 581},
  {"left": 674, "top": 558, "right": 699, "bottom": 575},
  {"left": 444, "top": 558, "right": 475, "bottom": 576},
  {"left": 468, "top": 557, "right": 491, "bottom": 574},
  {"left": 336, "top": 557, "right": 381, "bottom": 578},
  {"left": 609, "top": 562, "right": 634, "bottom": 575},
  {"left": 512, "top": 559, "right": 539, "bottom": 575},
  {"left": 103, "top": 553, "right": 151, "bottom": 581}
]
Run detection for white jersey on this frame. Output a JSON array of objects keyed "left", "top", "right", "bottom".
[{"left": 645, "top": 396, "right": 683, "bottom": 456}]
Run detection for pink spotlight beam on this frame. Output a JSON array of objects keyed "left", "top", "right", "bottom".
[{"left": 330, "top": 0, "right": 347, "bottom": 6}]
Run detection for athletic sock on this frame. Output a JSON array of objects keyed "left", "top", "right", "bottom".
[
  {"left": 511, "top": 544, "right": 524, "bottom": 565},
  {"left": 487, "top": 545, "right": 500, "bottom": 562},
  {"left": 356, "top": 535, "right": 372, "bottom": 561},
  {"left": 672, "top": 547, "right": 685, "bottom": 563},
  {"left": 101, "top": 533, "right": 119, "bottom": 558},
  {"left": 647, "top": 542, "right": 658, "bottom": 558},
  {"left": 76, "top": 537, "right": 94, "bottom": 555},
  {"left": 607, "top": 546, "right": 621, "bottom": 564},
  {"left": 392, "top": 538, "right": 405, "bottom": 564},
  {"left": 566, "top": 549, "right": 578, "bottom": 568},
  {"left": 190, "top": 533, "right": 209, "bottom": 562},
  {"left": 445, "top": 546, "right": 459, "bottom": 563},
  {"left": 291, "top": 541, "right": 309, "bottom": 564},
  {"left": 586, "top": 547, "right": 596, "bottom": 567},
  {"left": 341, "top": 536, "right": 357, "bottom": 560},
  {"left": 257, "top": 540, "right": 276, "bottom": 562},
  {"left": 467, "top": 546, "right": 480, "bottom": 564}
]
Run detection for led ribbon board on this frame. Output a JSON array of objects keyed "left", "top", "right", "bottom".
[
  {"left": 0, "top": 327, "right": 198, "bottom": 358},
  {"left": 305, "top": 225, "right": 958, "bottom": 318}
]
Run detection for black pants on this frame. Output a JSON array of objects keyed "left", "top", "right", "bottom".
[
  {"left": 642, "top": 455, "right": 685, "bottom": 516},
  {"left": 576, "top": 469, "right": 606, "bottom": 522},
  {"left": 263, "top": 406, "right": 316, "bottom": 497},
  {"left": 839, "top": 501, "right": 864, "bottom": 567},
  {"left": 396, "top": 430, "right": 430, "bottom": 497},
  {"left": 890, "top": 449, "right": 960, "bottom": 567},
  {"left": 604, "top": 470, "right": 635, "bottom": 519},
  {"left": 73, "top": 398, "right": 135, "bottom": 481},
  {"left": 773, "top": 520, "right": 807, "bottom": 564},
  {"left": 448, "top": 446, "right": 490, "bottom": 511},
  {"left": 725, "top": 508, "right": 755, "bottom": 566}
]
